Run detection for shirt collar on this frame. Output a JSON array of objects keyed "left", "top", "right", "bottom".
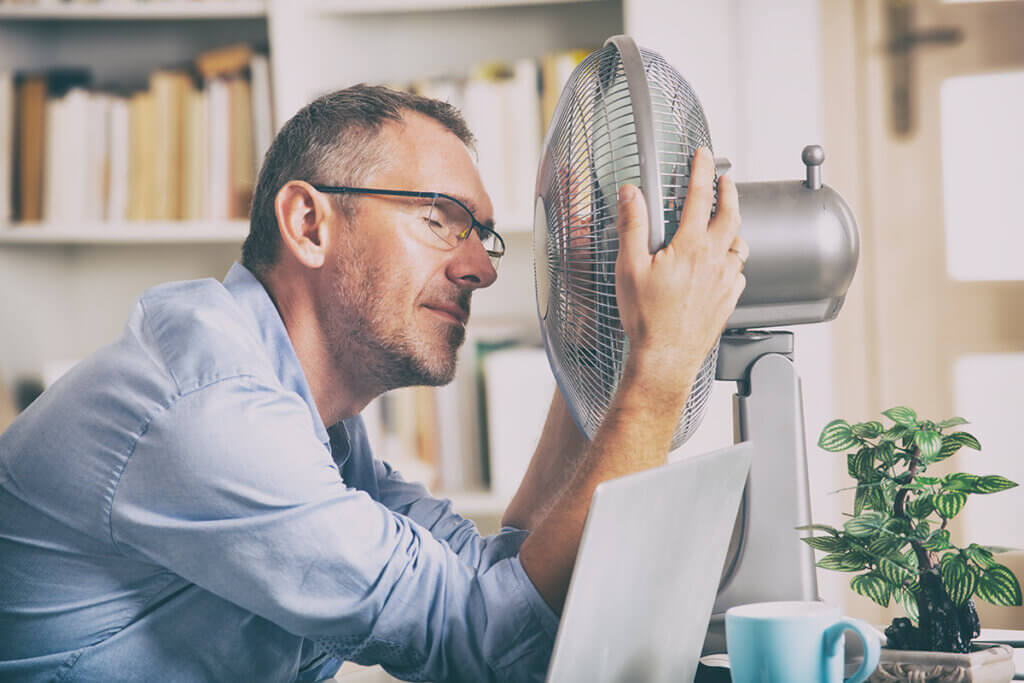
[{"left": 222, "top": 262, "right": 330, "bottom": 447}]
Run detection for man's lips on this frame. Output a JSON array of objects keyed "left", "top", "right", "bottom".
[{"left": 423, "top": 303, "right": 468, "bottom": 325}]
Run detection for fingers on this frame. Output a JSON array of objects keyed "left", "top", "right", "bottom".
[
  {"left": 672, "top": 146, "right": 716, "bottom": 248},
  {"left": 709, "top": 172, "right": 742, "bottom": 255},
  {"left": 616, "top": 183, "right": 650, "bottom": 274}
]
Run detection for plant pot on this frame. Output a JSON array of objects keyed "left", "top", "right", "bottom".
[{"left": 865, "top": 642, "right": 1015, "bottom": 682}]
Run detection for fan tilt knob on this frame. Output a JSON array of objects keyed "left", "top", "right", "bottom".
[{"left": 802, "top": 144, "right": 825, "bottom": 190}]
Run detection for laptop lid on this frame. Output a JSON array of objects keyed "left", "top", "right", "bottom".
[{"left": 546, "top": 441, "right": 753, "bottom": 683}]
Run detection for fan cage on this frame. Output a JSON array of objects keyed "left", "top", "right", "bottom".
[{"left": 535, "top": 41, "right": 718, "bottom": 449}]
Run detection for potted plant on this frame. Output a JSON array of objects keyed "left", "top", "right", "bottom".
[{"left": 803, "top": 407, "right": 1022, "bottom": 682}]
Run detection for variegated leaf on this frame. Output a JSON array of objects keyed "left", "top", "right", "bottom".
[
  {"left": 975, "top": 564, "right": 1023, "bottom": 607},
  {"left": 883, "top": 407, "right": 918, "bottom": 425},
  {"left": 819, "top": 419, "right": 857, "bottom": 452}
]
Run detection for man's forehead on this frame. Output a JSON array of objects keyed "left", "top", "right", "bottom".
[{"left": 371, "top": 113, "right": 493, "bottom": 219}]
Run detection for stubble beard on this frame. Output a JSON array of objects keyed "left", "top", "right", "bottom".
[{"left": 324, "top": 252, "right": 468, "bottom": 394}]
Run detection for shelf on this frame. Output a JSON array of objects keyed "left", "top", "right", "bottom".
[
  {"left": 0, "top": 1, "right": 266, "bottom": 20},
  {"left": 0, "top": 221, "right": 249, "bottom": 244},
  {"left": 313, "top": 0, "right": 596, "bottom": 15}
]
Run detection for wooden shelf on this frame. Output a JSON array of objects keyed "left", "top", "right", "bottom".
[
  {"left": 313, "top": 0, "right": 595, "bottom": 15},
  {"left": 0, "top": 1, "right": 266, "bottom": 20},
  {"left": 0, "top": 221, "right": 249, "bottom": 244}
]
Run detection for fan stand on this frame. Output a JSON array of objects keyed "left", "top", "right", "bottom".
[{"left": 702, "top": 329, "right": 821, "bottom": 654}]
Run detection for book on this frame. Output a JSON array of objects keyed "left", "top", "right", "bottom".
[
  {"left": 0, "top": 71, "right": 12, "bottom": 224},
  {"left": 128, "top": 89, "right": 156, "bottom": 221},
  {"left": 195, "top": 43, "right": 253, "bottom": 81},
  {"left": 150, "top": 70, "right": 193, "bottom": 220},
  {"left": 249, "top": 52, "right": 273, "bottom": 177},
  {"left": 227, "top": 74, "right": 254, "bottom": 218},
  {"left": 15, "top": 75, "right": 47, "bottom": 222},
  {"left": 107, "top": 96, "right": 131, "bottom": 221},
  {"left": 481, "top": 345, "right": 555, "bottom": 497},
  {"left": 205, "top": 77, "right": 230, "bottom": 220},
  {"left": 182, "top": 87, "right": 207, "bottom": 221}
]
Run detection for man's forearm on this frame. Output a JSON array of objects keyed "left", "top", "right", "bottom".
[
  {"left": 502, "top": 389, "right": 588, "bottom": 531},
  {"left": 517, "top": 357, "right": 694, "bottom": 613}
]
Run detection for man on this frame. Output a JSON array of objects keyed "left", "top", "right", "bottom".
[{"left": 0, "top": 85, "right": 747, "bottom": 681}]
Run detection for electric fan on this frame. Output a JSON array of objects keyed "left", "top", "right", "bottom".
[{"left": 534, "top": 35, "right": 859, "bottom": 653}]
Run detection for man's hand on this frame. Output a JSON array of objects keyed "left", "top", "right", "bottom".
[
  {"left": 518, "top": 147, "right": 748, "bottom": 614},
  {"left": 615, "top": 146, "right": 747, "bottom": 401}
]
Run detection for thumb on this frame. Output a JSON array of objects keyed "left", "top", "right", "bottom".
[{"left": 616, "top": 183, "right": 650, "bottom": 270}]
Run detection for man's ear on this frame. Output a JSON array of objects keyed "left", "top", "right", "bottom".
[{"left": 274, "top": 180, "right": 334, "bottom": 269}]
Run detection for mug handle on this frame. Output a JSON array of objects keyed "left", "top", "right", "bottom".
[{"left": 823, "top": 617, "right": 882, "bottom": 683}]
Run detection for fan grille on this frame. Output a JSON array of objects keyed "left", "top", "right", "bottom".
[{"left": 535, "top": 41, "right": 718, "bottom": 449}]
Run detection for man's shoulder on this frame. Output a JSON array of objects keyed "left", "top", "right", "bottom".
[{"left": 133, "top": 277, "right": 275, "bottom": 395}]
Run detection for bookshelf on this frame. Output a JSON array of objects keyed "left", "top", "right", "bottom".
[
  {"left": 0, "top": 0, "right": 627, "bottom": 518},
  {"left": 0, "top": 221, "right": 248, "bottom": 244},
  {"left": 0, "top": 1, "right": 267, "bottom": 20}
]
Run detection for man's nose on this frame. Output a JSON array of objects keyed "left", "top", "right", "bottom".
[{"left": 447, "top": 233, "right": 498, "bottom": 289}]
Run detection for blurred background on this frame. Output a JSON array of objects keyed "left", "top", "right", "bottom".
[{"left": 1, "top": 0, "right": 1022, "bottom": 643}]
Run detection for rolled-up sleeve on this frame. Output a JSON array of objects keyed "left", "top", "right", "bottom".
[{"left": 109, "top": 377, "right": 557, "bottom": 682}]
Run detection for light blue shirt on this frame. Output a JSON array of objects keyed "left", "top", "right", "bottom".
[{"left": 0, "top": 263, "right": 558, "bottom": 682}]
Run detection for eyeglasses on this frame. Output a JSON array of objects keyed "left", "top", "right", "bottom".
[{"left": 312, "top": 185, "right": 505, "bottom": 270}]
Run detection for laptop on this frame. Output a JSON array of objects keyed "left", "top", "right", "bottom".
[{"left": 546, "top": 441, "right": 753, "bottom": 683}]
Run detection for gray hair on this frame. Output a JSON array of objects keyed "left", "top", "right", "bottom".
[{"left": 242, "top": 84, "right": 476, "bottom": 274}]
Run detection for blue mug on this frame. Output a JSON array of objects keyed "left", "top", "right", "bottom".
[{"left": 725, "top": 601, "right": 881, "bottom": 683}]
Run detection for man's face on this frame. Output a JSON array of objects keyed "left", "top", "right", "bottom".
[{"left": 320, "top": 112, "right": 497, "bottom": 391}]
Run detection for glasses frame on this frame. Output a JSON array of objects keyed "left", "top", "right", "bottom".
[{"left": 311, "top": 185, "right": 505, "bottom": 266}]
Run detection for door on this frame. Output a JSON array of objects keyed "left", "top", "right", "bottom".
[{"left": 826, "top": 0, "right": 1024, "bottom": 626}]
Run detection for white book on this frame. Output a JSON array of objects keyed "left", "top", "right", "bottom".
[
  {"left": 42, "top": 95, "right": 64, "bottom": 223},
  {"left": 106, "top": 96, "right": 131, "bottom": 222},
  {"left": 63, "top": 88, "right": 91, "bottom": 227},
  {"left": 462, "top": 74, "right": 508, "bottom": 218},
  {"left": 249, "top": 53, "right": 273, "bottom": 178},
  {"left": 505, "top": 58, "right": 542, "bottom": 225},
  {"left": 482, "top": 346, "right": 556, "bottom": 498},
  {"left": 0, "top": 71, "right": 13, "bottom": 224},
  {"left": 205, "top": 77, "right": 230, "bottom": 220},
  {"left": 85, "top": 93, "right": 109, "bottom": 223}
]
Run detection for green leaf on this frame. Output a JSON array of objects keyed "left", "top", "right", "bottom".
[
  {"left": 965, "top": 544, "right": 997, "bottom": 569},
  {"left": 853, "top": 486, "right": 867, "bottom": 517},
  {"left": 921, "top": 529, "right": 952, "bottom": 552},
  {"left": 845, "top": 512, "right": 886, "bottom": 538},
  {"left": 936, "top": 432, "right": 982, "bottom": 463},
  {"left": 912, "top": 520, "right": 931, "bottom": 539},
  {"left": 847, "top": 448, "right": 875, "bottom": 481},
  {"left": 915, "top": 475, "right": 941, "bottom": 486},
  {"left": 975, "top": 564, "right": 1023, "bottom": 607},
  {"left": 867, "top": 485, "right": 889, "bottom": 513},
  {"left": 940, "top": 554, "right": 972, "bottom": 606},
  {"left": 939, "top": 417, "right": 970, "bottom": 428},
  {"left": 883, "top": 517, "right": 912, "bottom": 535},
  {"left": 975, "top": 475, "right": 1018, "bottom": 494},
  {"left": 801, "top": 535, "right": 849, "bottom": 553},
  {"left": 943, "top": 472, "right": 982, "bottom": 492},
  {"left": 905, "top": 494, "right": 934, "bottom": 519},
  {"left": 867, "top": 535, "right": 906, "bottom": 557},
  {"left": 819, "top": 419, "right": 858, "bottom": 452},
  {"left": 877, "top": 556, "right": 914, "bottom": 585},
  {"left": 879, "top": 425, "right": 908, "bottom": 443},
  {"left": 852, "top": 421, "right": 884, "bottom": 439},
  {"left": 818, "top": 552, "right": 870, "bottom": 572},
  {"left": 902, "top": 547, "right": 920, "bottom": 570},
  {"left": 914, "top": 430, "right": 942, "bottom": 459},
  {"left": 876, "top": 442, "right": 898, "bottom": 467},
  {"left": 934, "top": 490, "right": 968, "bottom": 518},
  {"left": 896, "top": 587, "right": 920, "bottom": 625},
  {"left": 851, "top": 572, "right": 892, "bottom": 607},
  {"left": 794, "top": 524, "right": 841, "bottom": 535},
  {"left": 884, "top": 406, "right": 918, "bottom": 426},
  {"left": 982, "top": 545, "right": 1023, "bottom": 555}
]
